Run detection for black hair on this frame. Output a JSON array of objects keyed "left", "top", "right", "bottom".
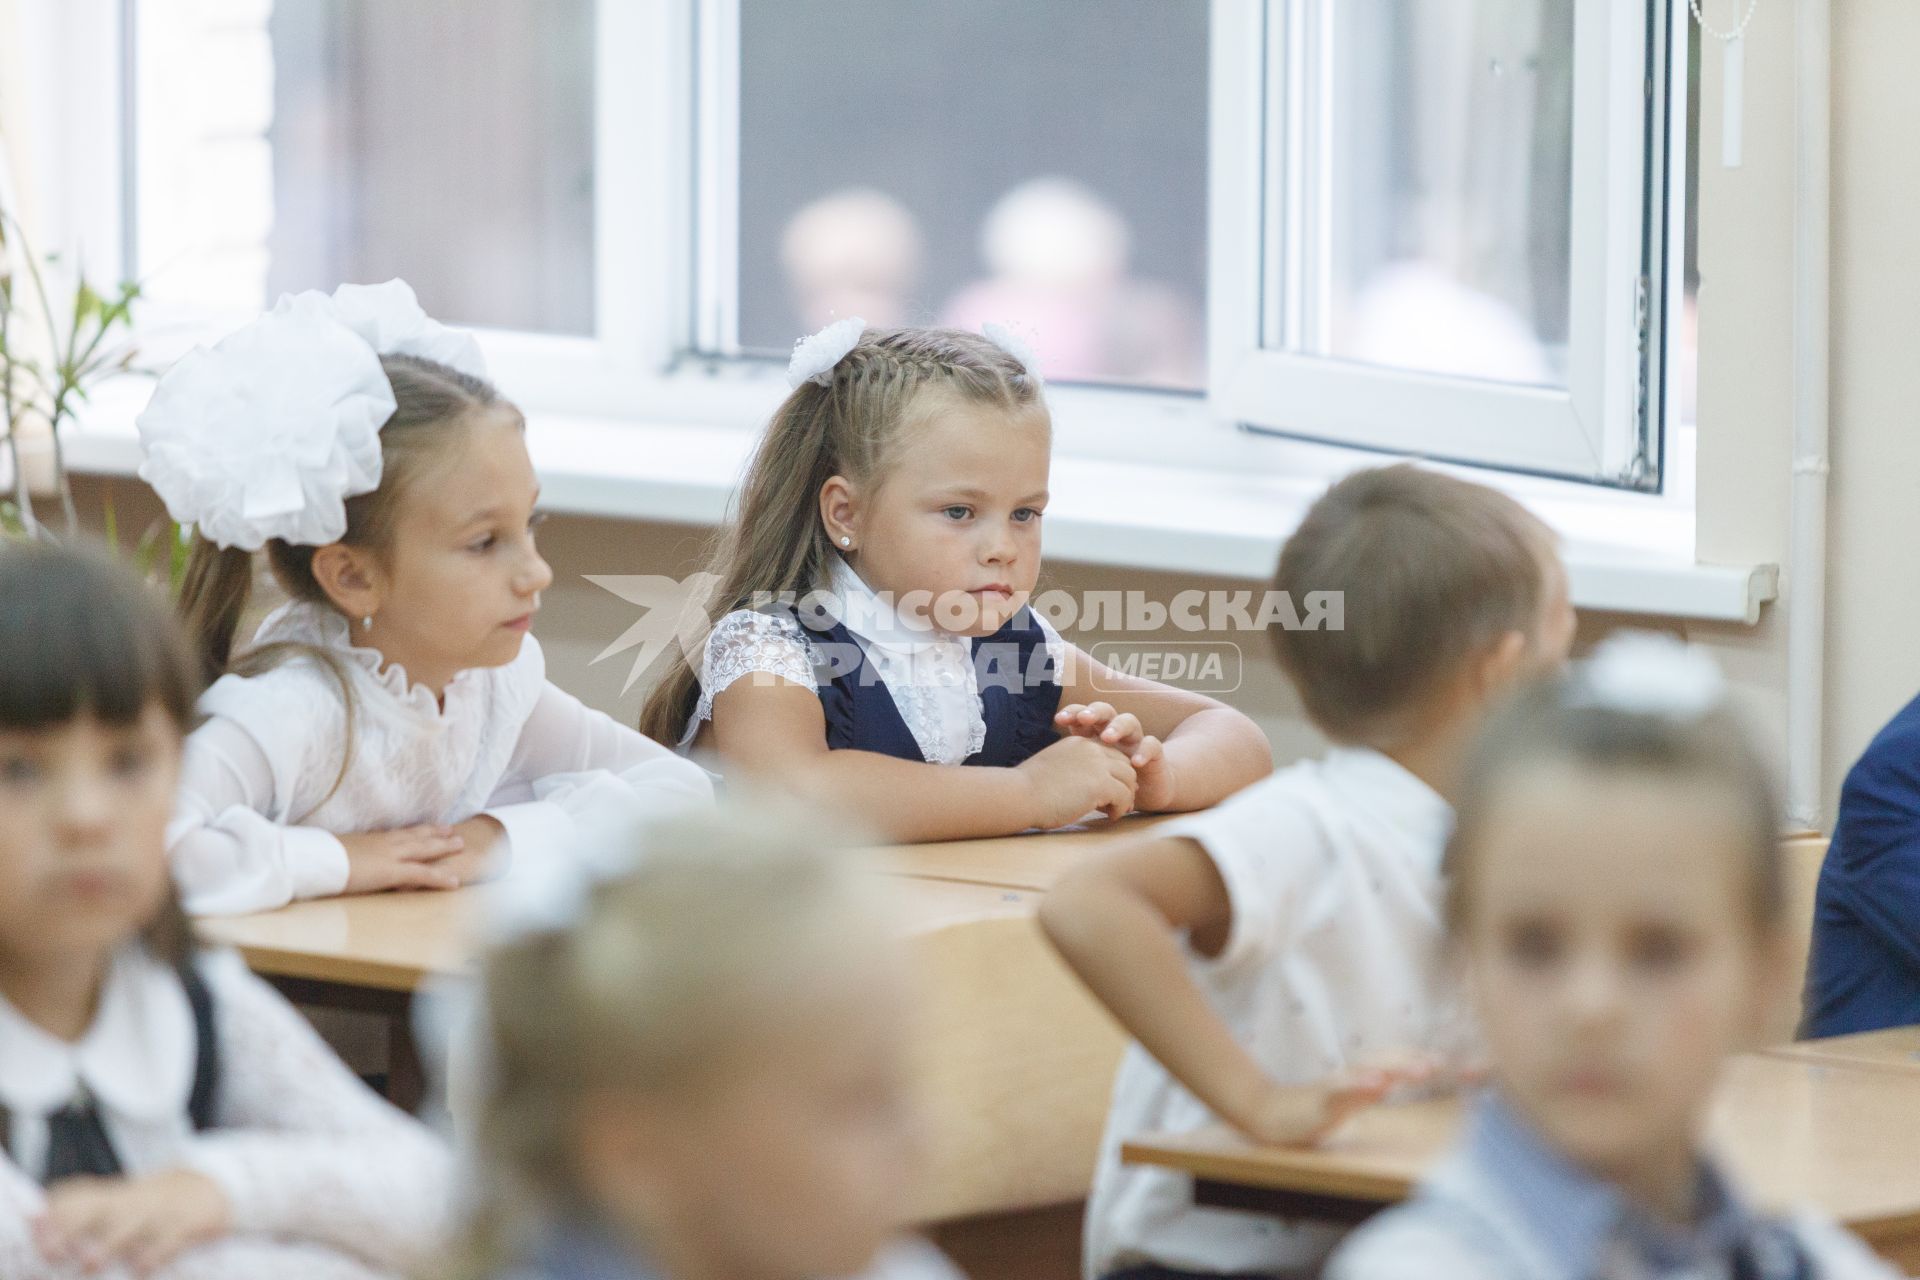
[{"left": 0, "top": 538, "right": 201, "bottom": 731}]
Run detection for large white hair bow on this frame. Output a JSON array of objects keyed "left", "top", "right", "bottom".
[{"left": 136, "top": 280, "right": 485, "bottom": 551}]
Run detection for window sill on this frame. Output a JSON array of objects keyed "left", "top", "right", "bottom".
[{"left": 54, "top": 385, "right": 1776, "bottom": 625}]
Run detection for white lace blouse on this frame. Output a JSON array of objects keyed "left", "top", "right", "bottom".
[
  {"left": 682, "top": 558, "right": 1065, "bottom": 766},
  {"left": 0, "top": 945, "right": 450, "bottom": 1280},
  {"left": 169, "top": 602, "right": 713, "bottom": 916}
]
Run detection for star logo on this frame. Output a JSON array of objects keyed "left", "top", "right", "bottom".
[{"left": 584, "top": 572, "right": 722, "bottom": 693}]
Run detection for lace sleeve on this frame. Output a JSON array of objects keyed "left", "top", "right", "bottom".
[
  {"left": 178, "top": 952, "right": 453, "bottom": 1272},
  {"left": 694, "top": 610, "right": 817, "bottom": 725}
]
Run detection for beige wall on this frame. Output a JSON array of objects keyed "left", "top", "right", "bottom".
[
  {"left": 1686, "top": 0, "right": 1920, "bottom": 829},
  {"left": 1821, "top": 1, "right": 1920, "bottom": 818},
  {"left": 64, "top": 3, "right": 1919, "bottom": 830}
]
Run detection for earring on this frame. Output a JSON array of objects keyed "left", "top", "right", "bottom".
[
  {"left": 840, "top": 536, "right": 852, "bottom": 548},
  {"left": 361, "top": 614, "right": 373, "bottom": 632}
]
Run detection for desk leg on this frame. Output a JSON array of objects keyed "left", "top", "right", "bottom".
[
  {"left": 1193, "top": 1180, "right": 1388, "bottom": 1227},
  {"left": 268, "top": 977, "right": 422, "bottom": 1113}
]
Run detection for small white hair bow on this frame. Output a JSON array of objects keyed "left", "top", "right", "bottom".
[
  {"left": 784, "top": 317, "right": 1044, "bottom": 391},
  {"left": 135, "top": 280, "right": 485, "bottom": 551},
  {"left": 1570, "top": 630, "right": 1728, "bottom": 720},
  {"left": 786, "top": 315, "right": 867, "bottom": 390},
  {"left": 981, "top": 320, "right": 1043, "bottom": 383}
]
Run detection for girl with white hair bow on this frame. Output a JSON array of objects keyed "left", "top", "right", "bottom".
[{"left": 140, "top": 281, "right": 711, "bottom": 916}]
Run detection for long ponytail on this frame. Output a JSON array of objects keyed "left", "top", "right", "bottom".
[
  {"left": 178, "top": 537, "right": 258, "bottom": 688},
  {"left": 637, "top": 388, "right": 840, "bottom": 744}
]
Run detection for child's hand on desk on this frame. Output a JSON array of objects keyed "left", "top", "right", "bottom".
[
  {"left": 340, "top": 825, "right": 466, "bottom": 894},
  {"left": 438, "top": 815, "right": 510, "bottom": 885},
  {"left": 1016, "top": 735, "right": 1139, "bottom": 828},
  {"left": 1234, "top": 1063, "right": 1435, "bottom": 1147},
  {"left": 35, "top": 1168, "right": 231, "bottom": 1276},
  {"left": 1056, "top": 702, "right": 1176, "bottom": 811}
]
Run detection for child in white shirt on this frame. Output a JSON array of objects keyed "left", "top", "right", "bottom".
[
  {"left": 0, "top": 541, "right": 451, "bottom": 1280},
  {"left": 139, "top": 281, "right": 711, "bottom": 915},
  {"left": 1326, "top": 635, "right": 1900, "bottom": 1280},
  {"left": 1041, "top": 464, "right": 1576, "bottom": 1279}
]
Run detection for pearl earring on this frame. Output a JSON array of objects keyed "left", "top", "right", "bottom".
[
  {"left": 840, "top": 536, "right": 852, "bottom": 548},
  {"left": 361, "top": 615, "right": 373, "bottom": 631}
]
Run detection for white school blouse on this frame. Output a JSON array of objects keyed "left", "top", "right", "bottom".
[
  {"left": 168, "top": 602, "right": 713, "bottom": 916},
  {"left": 0, "top": 945, "right": 451, "bottom": 1280},
  {"left": 1083, "top": 746, "right": 1458, "bottom": 1280}
]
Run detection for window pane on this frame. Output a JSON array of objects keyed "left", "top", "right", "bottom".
[
  {"left": 732, "top": 0, "right": 1208, "bottom": 391},
  {"left": 134, "top": 0, "right": 594, "bottom": 335},
  {"left": 1315, "top": 1, "right": 1574, "bottom": 388}
]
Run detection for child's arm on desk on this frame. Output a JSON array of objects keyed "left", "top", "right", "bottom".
[
  {"left": 709, "top": 679, "right": 1140, "bottom": 841},
  {"left": 1041, "top": 835, "right": 1394, "bottom": 1145},
  {"left": 1051, "top": 643, "right": 1272, "bottom": 813}
]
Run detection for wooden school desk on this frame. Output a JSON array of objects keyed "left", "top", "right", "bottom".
[
  {"left": 193, "top": 821, "right": 1160, "bottom": 1227},
  {"left": 1123, "top": 1053, "right": 1920, "bottom": 1269},
  {"left": 876, "top": 811, "right": 1178, "bottom": 891},
  {"left": 1765, "top": 1025, "right": 1920, "bottom": 1076},
  {"left": 194, "top": 812, "right": 1178, "bottom": 989}
]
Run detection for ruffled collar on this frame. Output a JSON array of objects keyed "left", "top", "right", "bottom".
[
  {"left": 251, "top": 601, "right": 488, "bottom": 718},
  {"left": 825, "top": 558, "right": 985, "bottom": 765},
  {"left": 0, "top": 945, "right": 195, "bottom": 1127},
  {"left": 827, "top": 557, "right": 975, "bottom": 661}
]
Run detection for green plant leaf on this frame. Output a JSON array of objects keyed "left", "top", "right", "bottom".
[{"left": 74, "top": 280, "right": 102, "bottom": 325}]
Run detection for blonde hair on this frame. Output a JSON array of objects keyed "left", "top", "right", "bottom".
[
  {"left": 1271, "top": 464, "right": 1554, "bottom": 747},
  {"left": 1444, "top": 677, "right": 1784, "bottom": 936},
  {"left": 445, "top": 802, "right": 891, "bottom": 1279},
  {"left": 637, "top": 326, "right": 1046, "bottom": 744}
]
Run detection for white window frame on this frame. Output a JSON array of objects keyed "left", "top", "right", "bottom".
[
  {"left": 40, "top": 0, "right": 1689, "bottom": 492},
  {"left": 1208, "top": 0, "right": 1685, "bottom": 487}
]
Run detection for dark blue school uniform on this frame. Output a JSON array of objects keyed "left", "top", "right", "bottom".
[
  {"left": 687, "top": 603, "right": 1063, "bottom": 767},
  {"left": 1805, "top": 691, "right": 1920, "bottom": 1036},
  {"left": 804, "top": 607, "right": 1062, "bottom": 766}
]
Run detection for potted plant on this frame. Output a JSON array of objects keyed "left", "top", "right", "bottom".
[{"left": 0, "top": 207, "right": 142, "bottom": 538}]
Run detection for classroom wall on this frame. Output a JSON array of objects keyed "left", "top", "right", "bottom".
[
  {"left": 1686, "top": 0, "right": 1920, "bottom": 829},
  {"left": 60, "top": 3, "right": 1920, "bottom": 828}
]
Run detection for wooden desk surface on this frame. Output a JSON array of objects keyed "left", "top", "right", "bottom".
[
  {"left": 874, "top": 812, "right": 1179, "bottom": 891},
  {"left": 1765, "top": 1026, "right": 1920, "bottom": 1076},
  {"left": 1123, "top": 1054, "right": 1920, "bottom": 1248},
  {"left": 195, "top": 816, "right": 1171, "bottom": 992},
  {"left": 196, "top": 874, "right": 1045, "bottom": 992}
]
